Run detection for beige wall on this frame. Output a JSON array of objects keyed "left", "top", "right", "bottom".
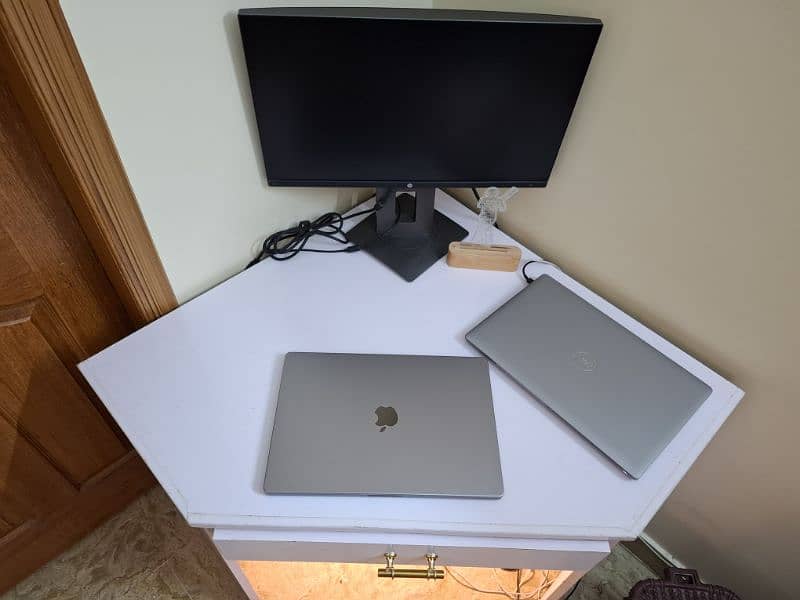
[{"left": 440, "top": 1, "right": 799, "bottom": 598}]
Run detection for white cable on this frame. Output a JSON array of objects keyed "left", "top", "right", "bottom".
[
  {"left": 514, "top": 571, "right": 554, "bottom": 600},
  {"left": 493, "top": 568, "right": 524, "bottom": 598},
  {"left": 446, "top": 567, "right": 555, "bottom": 600},
  {"left": 520, "top": 569, "right": 536, "bottom": 587},
  {"left": 446, "top": 567, "right": 517, "bottom": 597}
]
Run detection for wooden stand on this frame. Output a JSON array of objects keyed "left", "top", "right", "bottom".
[{"left": 446, "top": 242, "right": 521, "bottom": 272}]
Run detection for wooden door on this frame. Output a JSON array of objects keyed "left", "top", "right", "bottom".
[{"left": 0, "top": 66, "right": 154, "bottom": 592}]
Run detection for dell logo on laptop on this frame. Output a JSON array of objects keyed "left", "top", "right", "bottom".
[{"left": 570, "top": 351, "right": 597, "bottom": 373}]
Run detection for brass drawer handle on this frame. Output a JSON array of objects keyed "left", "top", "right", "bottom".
[{"left": 378, "top": 552, "right": 444, "bottom": 580}]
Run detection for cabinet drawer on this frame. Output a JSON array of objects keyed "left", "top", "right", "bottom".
[{"left": 212, "top": 528, "right": 609, "bottom": 571}]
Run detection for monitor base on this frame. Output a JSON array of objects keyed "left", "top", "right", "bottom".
[{"left": 346, "top": 188, "right": 468, "bottom": 282}]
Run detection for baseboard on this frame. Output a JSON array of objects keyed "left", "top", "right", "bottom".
[
  {"left": 0, "top": 451, "right": 155, "bottom": 593},
  {"left": 620, "top": 535, "right": 678, "bottom": 577}
]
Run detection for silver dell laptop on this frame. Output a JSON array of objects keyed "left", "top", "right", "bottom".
[
  {"left": 264, "top": 353, "right": 503, "bottom": 497},
  {"left": 466, "top": 275, "right": 712, "bottom": 479}
]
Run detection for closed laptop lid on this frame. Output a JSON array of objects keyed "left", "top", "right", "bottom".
[
  {"left": 265, "top": 353, "right": 503, "bottom": 498},
  {"left": 466, "top": 275, "right": 711, "bottom": 479}
]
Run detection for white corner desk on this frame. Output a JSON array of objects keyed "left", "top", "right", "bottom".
[{"left": 80, "top": 191, "right": 743, "bottom": 599}]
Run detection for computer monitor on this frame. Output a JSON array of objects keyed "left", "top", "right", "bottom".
[{"left": 238, "top": 8, "right": 601, "bottom": 281}]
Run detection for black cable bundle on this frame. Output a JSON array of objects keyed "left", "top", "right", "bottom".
[{"left": 245, "top": 205, "right": 378, "bottom": 269}]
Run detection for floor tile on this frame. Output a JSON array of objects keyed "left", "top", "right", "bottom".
[
  {"left": 571, "top": 544, "right": 656, "bottom": 600},
  {"left": 9, "top": 487, "right": 220, "bottom": 600},
  {"left": 0, "top": 587, "right": 16, "bottom": 600},
  {"left": 15, "top": 502, "right": 144, "bottom": 600},
  {"left": 169, "top": 529, "right": 249, "bottom": 600},
  {"left": 120, "top": 559, "right": 192, "bottom": 600},
  {"left": 135, "top": 488, "right": 197, "bottom": 559}
]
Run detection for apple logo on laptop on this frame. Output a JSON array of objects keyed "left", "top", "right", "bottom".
[{"left": 375, "top": 406, "right": 398, "bottom": 432}]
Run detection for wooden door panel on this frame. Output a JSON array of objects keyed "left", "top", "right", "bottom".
[
  {"left": 0, "top": 227, "right": 126, "bottom": 485},
  {"left": 0, "top": 322, "right": 126, "bottom": 485},
  {"left": 0, "top": 515, "right": 12, "bottom": 538},
  {"left": 0, "top": 229, "right": 41, "bottom": 325},
  {"left": 0, "top": 227, "right": 93, "bottom": 380},
  {"left": 0, "top": 413, "right": 75, "bottom": 530},
  {"left": 0, "top": 31, "right": 154, "bottom": 587},
  {"left": 0, "top": 70, "right": 130, "bottom": 358}
]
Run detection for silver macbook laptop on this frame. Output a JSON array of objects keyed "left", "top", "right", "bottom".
[
  {"left": 264, "top": 353, "right": 503, "bottom": 498},
  {"left": 466, "top": 275, "right": 711, "bottom": 479}
]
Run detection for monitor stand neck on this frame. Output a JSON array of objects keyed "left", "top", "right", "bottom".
[
  {"left": 374, "top": 187, "right": 435, "bottom": 236},
  {"left": 346, "top": 187, "right": 468, "bottom": 282}
]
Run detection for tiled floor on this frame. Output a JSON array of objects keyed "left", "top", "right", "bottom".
[
  {"left": 0, "top": 488, "right": 247, "bottom": 600},
  {"left": 1, "top": 487, "right": 657, "bottom": 599}
]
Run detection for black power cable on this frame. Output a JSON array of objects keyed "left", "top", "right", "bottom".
[
  {"left": 522, "top": 258, "right": 562, "bottom": 282},
  {"left": 245, "top": 204, "right": 380, "bottom": 269},
  {"left": 247, "top": 188, "right": 489, "bottom": 270}
]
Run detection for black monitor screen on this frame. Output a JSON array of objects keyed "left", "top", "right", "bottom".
[{"left": 239, "top": 9, "right": 601, "bottom": 187}]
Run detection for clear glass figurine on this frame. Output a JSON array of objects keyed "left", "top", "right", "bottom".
[{"left": 473, "top": 186, "right": 519, "bottom": 245}]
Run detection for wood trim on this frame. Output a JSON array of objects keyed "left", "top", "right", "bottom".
[
  {"left": 0, "top": 450, "right": 155, "bottom": 594},
  {"left": 0, "top": 0, "right": 177, "bottom": 326}
]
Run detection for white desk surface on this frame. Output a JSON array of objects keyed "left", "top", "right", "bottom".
[{"left": 80, "top": 191, "right": 742, "bottom": 542}]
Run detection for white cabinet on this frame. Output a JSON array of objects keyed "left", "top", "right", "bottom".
[
  {"left": 213, "top": 529, "right": 609, "bottom": 571},
  {"left": 80, "top": 191, "right": 742, "bottom": 598}
]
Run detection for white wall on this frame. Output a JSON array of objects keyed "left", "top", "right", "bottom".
[
  {"left": 62, "top": 1, "right": 430, "bottom": 302},
  {"left": 437, "top": 2, "right": 800, "bottom": 599}
]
